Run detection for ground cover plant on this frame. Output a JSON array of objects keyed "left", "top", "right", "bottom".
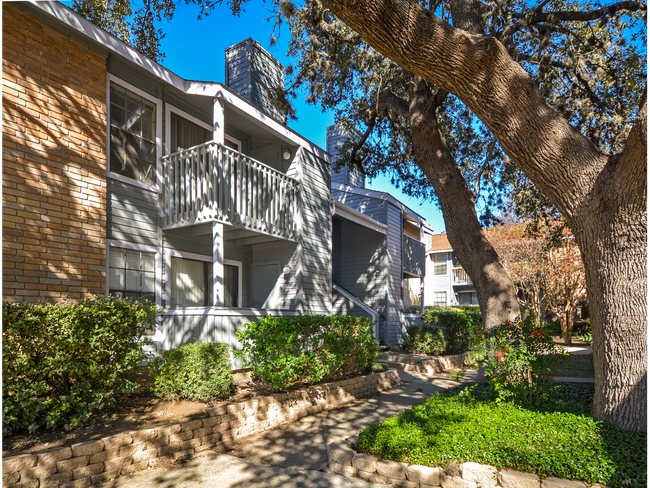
[
  {"left": 149, "top": 342, "right": 233, "bottom": 402},
  {"left": 2, "top": 298, "right": 163, "bottom": 435},
  {"left": 356, "top": 383, "right": 646, "bottom": 487},
  {"left": 548, "top": 354, "right": 595, "bottom": 378},
  {"left": 235, "top": 315, "right": 380, "bottom": 390}
]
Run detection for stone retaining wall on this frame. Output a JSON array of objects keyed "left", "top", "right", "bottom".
[
  {"left": 420, "top": 353, "right": 471, "bottom": 374},
  {"left": 327, "top": 438, "right": 604, "bottom": 488},
  {"left": 3, "top": 370, "right": 402, "bottom": 488}
]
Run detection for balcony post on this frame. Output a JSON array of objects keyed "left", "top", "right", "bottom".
[
  {"left": 213, "top": 97, "right": 225, "bottom": 144},
  {"left": 212, "top": 222, "right": 224, "bottom": 307}
]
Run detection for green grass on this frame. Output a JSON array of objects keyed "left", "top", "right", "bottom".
[
  {"left": 356, "top": 383, "right": 646, "bottom": 488},
  {"left": 549, "top": 353, "right": 595, "bottom": 378}
]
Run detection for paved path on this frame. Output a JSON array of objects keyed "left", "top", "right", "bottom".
[{"left": 103, "top": 368, "right": 483, "bottom": 487}]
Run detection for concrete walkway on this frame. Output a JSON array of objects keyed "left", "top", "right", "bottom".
[{"left": 102, "top": 368, "right": 483, "bottom": 487}]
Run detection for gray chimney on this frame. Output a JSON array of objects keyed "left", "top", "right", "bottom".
[
  {"left": 327, "top": 124, "right": 365, "bottom": 189},
  {"left": 225, "top": 38, "right": 285, "bottom": 123}
]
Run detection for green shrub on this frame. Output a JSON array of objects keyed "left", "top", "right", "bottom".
[
  {"left": 148, "top": 342, "right": 233, "bottom": 402},
  {"left": 402, "top": 324, "right": 447, "bottom": 355},
  {"left": 356, "top": 383, "right": 646, "bottom": 488},
  {"left": 421, "top": 307, "right": 481, "bottom": 354},
  {"left": 471, "top": 318, "right": 566, "bottom": 405},
  {"left": 3, "top": 298, "right": 162, "bottom": 435},
  {"left": 234, "top": 315, "right": 380, "bottom": 390}
]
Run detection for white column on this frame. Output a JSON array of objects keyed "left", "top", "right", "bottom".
[
  {"left": 420, "top": 277, "right": 425, "bottom": 314},
  {"left": 213, "top": 97, "right": 225, "bottom": 144},
  {"left": 212, "top": 222, "right": 224, "bottom": 307}
]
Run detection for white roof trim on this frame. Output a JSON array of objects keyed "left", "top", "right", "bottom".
[
  {"left": 427, "top": 248, "right": 453, "bottom": 254},
  {"left": 27, "top": 1, "right": 330, "bottom": 163},
  {"left": 332, "top": 200, "right": 388, "bottom": 235},
  {"left": 332, "top": 184, "right": 430, "bottom": 226}
]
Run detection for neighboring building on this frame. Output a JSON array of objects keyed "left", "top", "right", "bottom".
[
  {"left": 421, "top": 232, "right": 478, "bottom": 308},
  {"left": 3, "top": 2, "right": 331, "bottom": 366},
  {"left": 327, "top": 126, "right": 432, "bottom": 344}
]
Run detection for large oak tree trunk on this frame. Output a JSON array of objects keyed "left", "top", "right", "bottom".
[
  {"left": 405, "top": 73, "right": 520, "bottom": 329},
  {"left": 321, "top": 0, "right": 647, "bottom": 430}
]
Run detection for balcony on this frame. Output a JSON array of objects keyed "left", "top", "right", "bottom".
[
  {"left": 403, "top": 235, "right": 425, "bottom": 277},
  {"left": 161, "top": 142, "right": 300, "bottom": 241},
  {"left": 453, "top": 267, "right": 472, "bottom": 285}
]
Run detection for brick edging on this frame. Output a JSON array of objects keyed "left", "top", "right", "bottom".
[
  {"left": 2, "top": 370, "right": 402, "bottom": 488},
  {"left": 327, "top": 437, "right": 604, "bottom": 488}
]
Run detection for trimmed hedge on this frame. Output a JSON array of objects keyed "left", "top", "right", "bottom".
[
  {"left": 421, "top": 307, "right": 481, "bottom": 354},
  {"left": 401, "top": 324, "right": 447, "bottom": 355},
  {"left": 2, "top": 298, "right": 162, "bottom": 435},
  {"left": 149, "top": 342, "right": 233, "bottom": 402},
  {"left": 234, "top": 315, "right": 380, "bottom": 390},
  {"left": 356, "top": 383, "right": 646, "bottom": 488}
]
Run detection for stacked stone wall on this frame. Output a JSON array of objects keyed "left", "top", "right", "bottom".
[{"left": 3, "top": 370, "right": 402, "bottom": 488}]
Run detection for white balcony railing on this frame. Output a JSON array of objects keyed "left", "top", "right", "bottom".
[
  {"left": 162, "top": 142, "right": 300, "bottom": 241},
  {"left": 453, "top": 267, "right": 472, "bottom": 285}
]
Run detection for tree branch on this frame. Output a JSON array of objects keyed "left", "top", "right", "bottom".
[{"left": 378, "top": 88, "right": 409, "bottom": 117}]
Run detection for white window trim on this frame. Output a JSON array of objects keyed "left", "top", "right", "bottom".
[
  {"left": 224, "top": 259, "right": 243, "bottom": 308},
  {"left": 434, "top": 291, "right": 447, "bottom": 307},
  {"left": 164, "top": 104, "right": 212, "bottom": 155},
  {"left": 107, "top": 74, "right": 163, "bottom": 192},
  {"left": 106, "top": 239, "right": 162, "bottom": 307},
  {"left": 165, "top": 250, "right": 212, "bottom": 308},
  {"left": 224, "top": 134, "right": 242, "bottom": 151}
]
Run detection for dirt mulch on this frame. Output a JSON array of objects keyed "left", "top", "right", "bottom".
[{"left": 2, "top": 368, "right": 380, "bottom": 458}]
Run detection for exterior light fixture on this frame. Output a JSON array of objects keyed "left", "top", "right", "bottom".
[
  {"left": 283, "top": 265, "right": 291, "bottom": 275},
  {"left": 282, "top": 150, "right": 292, "bottom": 160}
]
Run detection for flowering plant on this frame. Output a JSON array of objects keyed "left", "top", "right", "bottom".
[{"left": 470, "top": 317, "right": 567, "bottom": 405}]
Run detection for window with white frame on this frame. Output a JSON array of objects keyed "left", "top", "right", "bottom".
[
  {"left": 433, "top": 253, "right": 447, "bottom": 275},
  {"left": 110, "top": 83, "right": 157, "bottom": 184},
  {"left": 170, "top": 113, "right": 212, "bottom": 152},
  {"left": 171, "top": 257, "right": 213, "bottom": 307},
  {"left": 458, "top": 291, "right": 479, "bottom": 306},
  {"left": 433, "top": 291, "right": 447, "bottom": 306},
  {"left": 223, "top": 260, "right": 242, "bottom": 308},
  {"left": 109, "top": 247, "right": 155, "bottom": 302}
]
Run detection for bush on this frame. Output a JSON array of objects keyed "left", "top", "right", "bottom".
[
  {"left": 234, "top": 315, "right": 380, "bottom": 390},
  {"left": 402, "top": 324, "right": 447, "bottom": 355},
  {"left": 471, "top": 318, "right": 566, "bottom": 405},
  {"left": 356, "top": 383, "right": 646, "bottom": 488},
  {"left": 421, "top": 307, "right": 481, "bottom": 354},
  {"left": 3, "top": 298, "right": 162, "bottom": 435},
  {"left": 149, "top": 342, "right": 233, "bottom": 402}
]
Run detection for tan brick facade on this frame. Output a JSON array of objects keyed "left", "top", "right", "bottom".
[{"left": 2, "top": 4, "right": 107, "bottom": 302}]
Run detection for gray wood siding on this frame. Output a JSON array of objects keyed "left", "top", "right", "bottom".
[
  {"left": 331, "top": 189, "right": 386, "bottom": 224},
  {"left": 385, "top": 204, "right": 404, "bottom": 344},
  {"left": 298, "top": 149, "right": 332, "bottom": 315},
  {"left": 326, "top": 124, "right": 365, "bottom": 188},
  {"left": 225, "top": 38, "right": 284, "bottom": 123},
  {"left": 250, "top": 240, "right": 300, "bottom": 310},
  {"left": 332, "top": 219, "right": 386, "bottom": 315},
  {"left": 108, "top": 179, "right": 158, "bottom": 246}
]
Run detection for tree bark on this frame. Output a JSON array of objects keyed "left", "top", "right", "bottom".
[
  {"left": 405, "top": 72, "right": 520, "bottom": 329},
  {"left": 321, "top": 0, "right": 647, "bottom": 431}
]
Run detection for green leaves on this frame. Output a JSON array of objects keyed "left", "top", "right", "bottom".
[
  {"left": 420, "top": 307, "right": 482, "bottom": 355},
  {"left": 356, "top": 383, "right": 647, "bottom": 487},
  {"left": 148, "top": 342, "right": 233, "bottom": 402},
  {"left": 234, "top": 315, "right": 380, "bottom": 390},
  {"left": 402, "top": 324, "right": 447, "bottom": 355},
  {"left": 2, "top": 298, "right": 163, "bottom": 435}
]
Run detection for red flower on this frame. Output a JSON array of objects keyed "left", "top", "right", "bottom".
[
  {"left": 494, "top": 350, "right": 506, "bottom": 362},
  {"left": 504, "top": 321, "right": 513, "bottom": 329},
  {"left": 532, "top": 329, "right": 545, "bottom": 338}
]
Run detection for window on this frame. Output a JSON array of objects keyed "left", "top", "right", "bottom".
[
  {"left": 110, "top": 83, "right": 157, "bottom": 184},
  {"left": 433, "top": 254, "right": 447, "bottom": 275},
  {"left": 452, "top": 253, "right": 461, "bottom": 268},
  {"left": 224, "top": 136, "right": 241, "bottom": 151},
  {"left": 170, "top": 113, "right": 212, "bottom": 152},
  {"left": 109, "top": 247, "right": 155, "bottom": 302},
  {"left": 171, "top": 258, "right": 213, "bottom": 307},
  {"left": 458, "top": 291, "right": 479, "bottom": 306},
  {"left": 434, "top": 291, "right": 447, "bottom": 307},
  {"left": 223, "top": 261, "right": 242, "bottom": 308}
]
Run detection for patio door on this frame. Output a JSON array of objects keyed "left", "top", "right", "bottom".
[{"left": 251, "top": 260, "right": 281, "bottom": 308}]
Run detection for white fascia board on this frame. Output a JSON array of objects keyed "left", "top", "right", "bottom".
[
  {"left": 427, "top": 248, "right": 453, "bottom": 255},
  {"left": 28, "top": 1, "right": 330, "bottom": 163},
  {"left": 332, "top": 200, "right": 388, "bottom": 235},
  {"left": 332, "top": 184, "right": 428, "bottom": 224}
]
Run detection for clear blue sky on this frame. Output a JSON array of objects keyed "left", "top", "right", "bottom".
[{"left": 153, "top": 2, "right": 446, "bottom": 232}]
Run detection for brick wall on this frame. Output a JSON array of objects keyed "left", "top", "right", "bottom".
[{"left": 2, "top": 4, "right": 108, "bottom": 302}]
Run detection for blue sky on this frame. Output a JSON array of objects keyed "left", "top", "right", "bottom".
[{"left": 154, "top": 2, "right": 446, "bottom": 232}]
